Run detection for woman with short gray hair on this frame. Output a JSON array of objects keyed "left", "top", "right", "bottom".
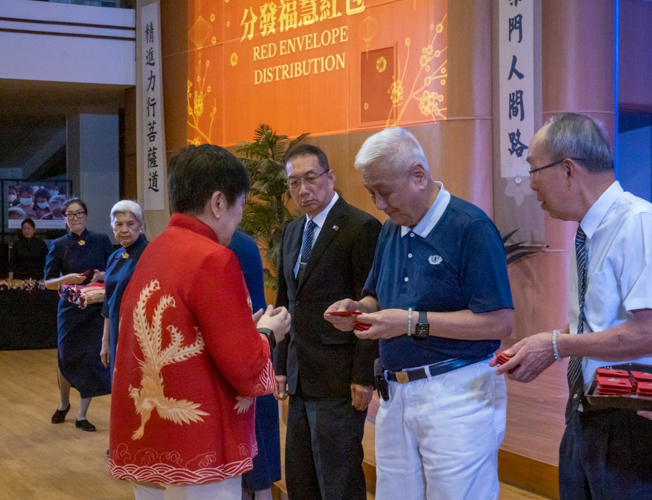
[{"left": 100, "top": 200, "right": 148, "bottom": 381}]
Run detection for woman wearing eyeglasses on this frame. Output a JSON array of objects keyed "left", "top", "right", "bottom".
[{"left": 44, "top": 198, "right": 114, "bottom": 432}]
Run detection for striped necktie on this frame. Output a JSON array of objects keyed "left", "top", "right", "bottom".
[
  {"left": 565, "top": 225, "right": 587, "bottom": 422},
  {"left": 296, "top": 220, "right": 317, "bottom": 284}
]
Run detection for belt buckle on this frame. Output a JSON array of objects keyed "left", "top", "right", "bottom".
[{"left": 395, "top": 371, "right": 409, "bottom": 384}]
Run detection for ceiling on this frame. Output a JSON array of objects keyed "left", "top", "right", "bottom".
[{"left": 0, "top": 79, "right": 130, "bottom": 176}]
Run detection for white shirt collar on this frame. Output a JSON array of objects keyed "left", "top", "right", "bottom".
[
  {"left": 400, "top": 182, "right": 450, "bottom": 238},
  {"left": 580, "top": 181, "right": 623, "bottom": 240},
  {"left": 307, "top": 192, "right": 339, "bottom": 229}
]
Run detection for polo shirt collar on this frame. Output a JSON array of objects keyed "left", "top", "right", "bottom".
[
  {"left": 400, "top": 182, "right": 450, "bottom": 238},
  {"left": 580, "top": 181, "right": 623, "bottom": 240},
  {"left": 307, "top": 192, "right": 339, "bottom": 229}
]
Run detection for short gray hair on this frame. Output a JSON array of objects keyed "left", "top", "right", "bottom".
[
  {"left": 354, "top": 127, "right": 430, "bottom": 175},
  {"left": 110, "top": 200, "right": 144, "bottom": 227},
  {"left": 544, "top": 113, "right": 614, "bottom": 173}
]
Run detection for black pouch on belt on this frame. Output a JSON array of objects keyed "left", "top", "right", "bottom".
[{"left": 374, "top": 358, "right": 389, "bottom": 401}]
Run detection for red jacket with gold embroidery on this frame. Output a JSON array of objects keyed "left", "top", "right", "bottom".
[{"left": 109, "top": 214, "right": 275, "bottom": 485}]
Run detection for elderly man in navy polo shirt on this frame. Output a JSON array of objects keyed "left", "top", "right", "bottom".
[{"left": 325, "top": 127, "right": 514, "bottom": 500}]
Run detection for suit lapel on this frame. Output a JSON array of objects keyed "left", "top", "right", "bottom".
[{"left": 297, "top": 197, "right": 347, "bottom": 292}]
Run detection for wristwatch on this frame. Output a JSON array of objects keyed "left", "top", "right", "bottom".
[
  {"left": 413, "top": 311, "right": 429, "bottom": 340},
  {"left": 258, "top": 327, "right": 276, "bottom": 350}
]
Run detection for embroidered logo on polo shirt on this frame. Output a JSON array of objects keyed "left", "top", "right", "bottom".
[{"left": 428, "top": 255, "right": 443, "bottom": 265}]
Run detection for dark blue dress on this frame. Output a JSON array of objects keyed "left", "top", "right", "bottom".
[
  {"left": 101, "top": 234, "right": 148, "bottom": 382},
  {"left": 44, "top": 229, "right": 114, "bottom": 398},
  {"left": 228, "top": 230, "right": 281, "bottom": 492}
]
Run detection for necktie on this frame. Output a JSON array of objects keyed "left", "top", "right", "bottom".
[
  {"left": 296, "top": 220, "right": 317, "bottom": 284},
  {"left": 565, "top": 225, "right": 587, "bottom": 422}
]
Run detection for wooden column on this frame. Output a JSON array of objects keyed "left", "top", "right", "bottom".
[{"left": 499, "top": 3, "right": 616, "bottom": 496}]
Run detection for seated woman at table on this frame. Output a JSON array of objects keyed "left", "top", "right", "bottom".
[
  {"left": 8, "top": 218, "right": 49, "bottom": 280},
  {"left": 44, "top": 198, "right": 114, "bottom": 432},
  {"left": 100, "top": 200, "right": 148, "bottom": 382}
]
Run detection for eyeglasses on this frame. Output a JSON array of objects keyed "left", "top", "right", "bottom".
[
  {"left": 286, "top": 170, "right": 329, "bottom": 191},
  {"left": 528, "top": 157, "right": 586, "bottom": 176},
  {"left": 64, "top": 210, "right": 86, "bottom": 220}
]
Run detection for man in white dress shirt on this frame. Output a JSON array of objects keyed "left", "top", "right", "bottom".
[{"left": 495, "top": 113, "right": 652, "bottom": 499}]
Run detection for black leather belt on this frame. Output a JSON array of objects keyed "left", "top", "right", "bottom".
[{"left": 386, "top": 354, "right": 494, "bottom": 384}]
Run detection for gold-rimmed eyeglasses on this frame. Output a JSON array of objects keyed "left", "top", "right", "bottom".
[{"left": 286, "top": 170, "right": 329, "bottom": 191}]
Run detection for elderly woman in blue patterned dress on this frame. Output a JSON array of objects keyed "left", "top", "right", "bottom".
[
  {"left": 100, "top": 200, "right": 148, "bottom": 381},
  {"left": 45, "top": 198, "right": 114, "bottom": 432}
]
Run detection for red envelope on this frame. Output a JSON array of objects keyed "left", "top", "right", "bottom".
[
  {"left": 597, "top": 376, "right": 632, "bottom": 392},
  {"left": 636, "top": 382, "right": 652, "bottom": 396},
  {"left": 596, "top": 368, "right": 630, "bottom": 378},
  {"left": 631, "top": 372, "right": 652, "bottom": 382},
  {"left": 329, "top": 310, "right": 362, "bottom": 317}
]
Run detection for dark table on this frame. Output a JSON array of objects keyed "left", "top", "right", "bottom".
[{"left": 0, "top": 288, "right": 58, "bottom": 350}]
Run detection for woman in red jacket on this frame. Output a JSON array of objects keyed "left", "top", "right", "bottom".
[{"left": 109, "top": 144, "right": 290, "bottom": 500}]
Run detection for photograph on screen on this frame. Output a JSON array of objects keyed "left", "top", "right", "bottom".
[{"left": 6, "top": 182, "right": 68, "bottom": 229}]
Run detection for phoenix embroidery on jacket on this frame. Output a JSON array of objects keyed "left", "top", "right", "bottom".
[{"left": 129, "top": 280, "right": 209, "bottom": 440}]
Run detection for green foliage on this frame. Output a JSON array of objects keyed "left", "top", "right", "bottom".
[{"left": 237, "top": 124, "right": 310, "bottom": 288}]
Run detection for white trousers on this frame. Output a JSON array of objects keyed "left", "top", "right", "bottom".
[
  {"left": 375, "top": 359, "right": 507, "bottom": 500},
  {"left": 133, "top": 477, "right": 242, "bottom": 500}
]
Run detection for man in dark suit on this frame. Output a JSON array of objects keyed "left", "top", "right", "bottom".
[{"left": 274, "top": 143, "right": 381, "bottom": 500}]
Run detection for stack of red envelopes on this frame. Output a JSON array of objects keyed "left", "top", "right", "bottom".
[
  {"left": 596, "top": 368, "right": 629, "bottom": 379},
  {"left": 595, "top": 368, "right": 632, "bottom": 395},
  {"left": 354, "top": 322, "right": 372, "bottom": 331},
  {"left": 496, "top": 352, "right": 513, "bottom": 366},
  {"left": 636, "top": 381, "right": 652, "bottom": 397},
  {"left": 631, "top": 372, "right": 652, "bottom": 396},
  {"left": 495, "top": 352, "right": 519, "bottom": 374}
]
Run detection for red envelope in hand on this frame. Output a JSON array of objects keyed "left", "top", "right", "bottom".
[
  {"left": 328, "top": 310, "right": 362, "bottom": 317},
  {"left": 495, "top": 352, "right": 519, "bottom": 374}
]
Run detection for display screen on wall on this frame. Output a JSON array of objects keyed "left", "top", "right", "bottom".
[
  {"left": 5, "top": 181, "right": 70, "bottom": 230},
  {"left": 187, "top": 0, "right": 448, "bottom": 145}
]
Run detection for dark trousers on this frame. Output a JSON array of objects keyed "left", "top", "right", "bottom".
[
  {"left": 559, "top": 409, "right": 652, "bottom": 500},
  {"left": 285, "top": 392, "right": 367, "bottom": 500}
]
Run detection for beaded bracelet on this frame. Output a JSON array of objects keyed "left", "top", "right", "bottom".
[
  {"left": 552, "top": 329, "right": 562, "bottom": 362},
  {"left": 407, "top": 307, "right": 413, "bottom": 336}
]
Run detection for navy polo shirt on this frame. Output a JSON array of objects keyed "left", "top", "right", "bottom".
[{"left": 363, "top": 186, "right": 513, "bottom": 371}]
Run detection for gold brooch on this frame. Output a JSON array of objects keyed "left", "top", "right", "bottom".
[
  {"left": 122, "top": 252, "right": 129, "bottom": 259},
  {"left": 78, "top": 240, "right": 86, "bottom": 246}
]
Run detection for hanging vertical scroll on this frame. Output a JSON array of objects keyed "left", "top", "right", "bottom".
[
  {"left": 499, "top": 0, "right": 534, "bottom": 180},
  {"left": 141, "top": 1, "right": 166, "bottom": 210}
]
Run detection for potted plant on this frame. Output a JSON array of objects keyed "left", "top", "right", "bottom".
[{"left": 237, "top": 124, "right": 310, "bottom": 288}]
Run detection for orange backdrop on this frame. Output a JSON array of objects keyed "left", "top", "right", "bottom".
[{"left": 186, "top": 0, "right": 448, "bottom": 146}]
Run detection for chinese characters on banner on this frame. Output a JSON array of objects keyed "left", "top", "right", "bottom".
[
  {"left": 499, "top": 0, "right": 534, "bottom": 179},
  {"left": 186, "top": 0, "right": 447, "bottom": 145},
  {"left": 141, "top": 2, "right": 165, "bottom": 210}
]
